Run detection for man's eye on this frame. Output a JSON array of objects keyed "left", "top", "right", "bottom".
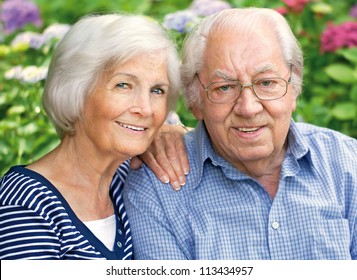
[
  {"left": 258, "top": 80, "right": 274, "bottom": 87},
  {"left": 212, "top": 83, "right": 236, "bottom": 92},
  {"left": 219, "top": 85, "right": 233, "bottom": 92}
]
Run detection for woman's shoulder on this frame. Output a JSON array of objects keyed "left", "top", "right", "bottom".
[{"left": 0, "top": 165, "right": 64, "bottom": 213}]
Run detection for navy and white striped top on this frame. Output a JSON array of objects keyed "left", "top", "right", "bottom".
[{"left": 0, "top": 162, "right": 133, "bottom": 260}]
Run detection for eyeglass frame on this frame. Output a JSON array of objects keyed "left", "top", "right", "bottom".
[{"left": 195, "top": 64, "right": 293, "bottom": 104}]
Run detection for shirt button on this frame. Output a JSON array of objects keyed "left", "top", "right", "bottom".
[
  {"left": 271, "top": 221, "right": 280, "bottom": 229},
  {"left": 118, "top": 229, "right": 122, "bottom": 235},
  {"left": 117, "top": 241, "right": 122, "bottom": 248},
  {"left": 211, "top": 161, "right": 218, "bottom": 166}
]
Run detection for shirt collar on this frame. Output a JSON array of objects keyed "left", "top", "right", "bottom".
[
  {"left": 190, "top": 121, "right": 248, "bottom": 189},
  {"left": 189, "top": 119, "right": 311, "bottom": 188},
  {"left": 287, "top": 120, "right": 310, "bottom": 160}
]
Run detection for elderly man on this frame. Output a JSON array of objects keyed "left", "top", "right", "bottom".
[{"left": 123, "top": 8, "right": 357, "bottom": 259}]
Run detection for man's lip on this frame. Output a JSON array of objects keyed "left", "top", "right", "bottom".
[
  {"left": 236, "top": 126, "right": 261, "bottom": 133},
  {"left": 233, "top": 125, "right": 266, "bottom": 138}
]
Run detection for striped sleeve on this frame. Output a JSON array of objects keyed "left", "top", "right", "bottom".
[{"left": 0, "top": 205, "right": 60, "bottom": 259}]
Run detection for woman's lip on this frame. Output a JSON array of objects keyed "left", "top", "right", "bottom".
[{"left": 116, "top": 121, "right": 147, "bottom": 131}]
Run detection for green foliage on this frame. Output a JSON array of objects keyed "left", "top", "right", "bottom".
[{"left": 1, "top": 0, "right": 357, "bottom": 176}]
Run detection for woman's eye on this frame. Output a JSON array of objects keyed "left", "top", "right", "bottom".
[
  {"left": 116, "top": 82, "right": 130, "bottom": 89},
  {"left": 152, "top": 88, "right": 165, "bottom": 95}
]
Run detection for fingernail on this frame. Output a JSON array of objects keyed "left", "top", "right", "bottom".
[
  {"left": 161, "top": 175, "right": 169, "bottom": 184},
  {"left": 179, "top": 176, "right": 186, "bottom": 186},
  {"left": 184, "top": 169, "right": 189, "bottom": 175},
  {"left": 173, "top": 181, "right": 181, "bottom": 191}
]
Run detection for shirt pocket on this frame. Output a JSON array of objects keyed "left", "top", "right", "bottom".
[{"left": 314, "top": 218, "right": 351, "bottom": 259}]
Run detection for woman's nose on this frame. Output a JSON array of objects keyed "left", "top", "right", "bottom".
[{"left": 130, "top": 91, "right": 153, "bottom": 116}]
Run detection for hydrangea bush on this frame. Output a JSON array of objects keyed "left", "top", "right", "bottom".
[{"left": 0, "top": 0, "right": 356, "bottom": 175}]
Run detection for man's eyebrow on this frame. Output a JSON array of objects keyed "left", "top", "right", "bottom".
[
  {"left": 210, "top": 65, "right": 277, "bottom": 81},
  {"left": 210, "top": 69, "right": 234, "bottom": 80},
  {"left": 254, "top": 64, "right": 275, "bottom": 74}
]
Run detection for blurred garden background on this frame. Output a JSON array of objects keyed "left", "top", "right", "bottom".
[{"left": 0, "top": 0, "right": 357, "bottom": 176}]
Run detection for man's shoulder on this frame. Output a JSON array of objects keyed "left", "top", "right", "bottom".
[
  {"left": 294, "top": 122, "right": 357, "bottom": 163},
  {"left": 296, "top": 122, "right": 356, "bottom": 143},
  {"left": 124, "top": 162, "right": 168, "bottom": 200}
]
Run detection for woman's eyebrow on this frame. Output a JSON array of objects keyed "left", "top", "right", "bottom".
[{"left": 110, "top": 72, "right": 138, "bottom": 81}]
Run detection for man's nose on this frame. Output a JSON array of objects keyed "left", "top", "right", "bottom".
[{"left": 233, "top": 86, "right": 263, "bottom": 117}]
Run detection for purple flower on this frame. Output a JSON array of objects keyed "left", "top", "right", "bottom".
[
  {"left": 11, "top": 31, "right": 44, "bottom": 49},
  {"left": 163, "top": 10, "right": 200, "bottom": 33},
  {"left": 165, "top": 111, "right": 182, "bottom": 125},
  {"left": 1, "top": 0, "right": 42, "bottom": 34},
  {"left": 350, "top": 4, "right": 357, "bottom": 18},
  {"left": 0, "top": 22, "right": 4, "bottom": 43},
  {"left": 4, "top": 65, "right": 23, "bottom": 80},
  {"left": 321, "top": 21, "right": 357, "bottom": 53},
  {"left": 20, "top": 65, "right": 48, "bottom": 83},
  {"left": 189, "top": 0, "right": 231, "bottom": 17},
  {"left": 5, "top": 65, "right": 48, "bottom": 83},
  {"left": 42, "top": 23, "right": 71, "bottom": 44}
]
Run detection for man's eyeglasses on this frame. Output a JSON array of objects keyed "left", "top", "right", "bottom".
[{"left": 196, "top": 64, "right": 293, "bottom": 104}]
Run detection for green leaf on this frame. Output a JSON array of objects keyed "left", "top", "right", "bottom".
[
  {"left": 325, "top": 64, "right": 356, "bottom": 84},
  {"left": 18, "top": 123, "right": 39, "bottom": 135},
  {"left": 337, "top": 48, "right": 357, "bottom": 63},
  {"left": 8, "top": 105, "right": 26, "bottom": 115},
  {"left": 331, "top": 103, "right": 357, "bottom": 120},
  {"left": 311, "top": 3, "right": 333, "bottom": 15},
  {"left": 350, "top": 85, "right": 357, "bottom": 102},
  {"left": 0, "top": 95, "right": 7, "bottom": 106}
]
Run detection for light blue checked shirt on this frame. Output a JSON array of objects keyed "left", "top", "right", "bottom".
[{"left": 123, "top": 120, "right": 357, "bottom": 260}]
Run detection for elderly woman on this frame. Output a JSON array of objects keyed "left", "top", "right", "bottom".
[{"left": 0, "top": 13, "right": 181, "bottom": 259}]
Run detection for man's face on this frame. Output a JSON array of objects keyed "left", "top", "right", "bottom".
[{"left": 193, "top": 26, "right": 297, "bottom": 174}]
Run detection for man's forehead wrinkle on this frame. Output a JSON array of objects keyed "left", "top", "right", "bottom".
[{"left": 210, "top": 69, "right": 233, "bottom": 80}]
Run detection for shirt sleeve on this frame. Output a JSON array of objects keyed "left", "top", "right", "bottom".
[
  {"left": 124, "top": 168, "right": 189, "bottom": 260},
  {"left": 0, "top": 205, "right": 60, "bottom": 259},
  {"left": 343, "top": 138, "right": 357, "bottom": 260}
]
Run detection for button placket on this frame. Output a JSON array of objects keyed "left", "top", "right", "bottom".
[{"left": 271, "top": 221, "right": 280, "bottom": 229}]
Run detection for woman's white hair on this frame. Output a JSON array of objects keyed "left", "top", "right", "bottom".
[
  {"left": 43, "top": 13, "right": 180, "bottom": 138},
  {"left": 181, "top": 7, "right": 304, "bottom": 109}
]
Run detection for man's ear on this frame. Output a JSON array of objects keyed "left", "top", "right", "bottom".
[{"left": 190, "top": 104, "right": 203, "bottom": 120}]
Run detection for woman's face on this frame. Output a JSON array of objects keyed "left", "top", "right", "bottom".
[{"left": 76, "top": 52, "right": 169, "bottom": 162}]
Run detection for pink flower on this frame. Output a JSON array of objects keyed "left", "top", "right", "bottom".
[
  {"left": 283, "top": 0, "right": 311, "bottom": 14},
  {"left": 350, "top": 4, "right": 357, "bottom": 18},
  {"left": 320, "top": 21, "right": 357, "bottom": 53},
  {"left": 275, "top": 6, "right": 288, "bottom": 16}
]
